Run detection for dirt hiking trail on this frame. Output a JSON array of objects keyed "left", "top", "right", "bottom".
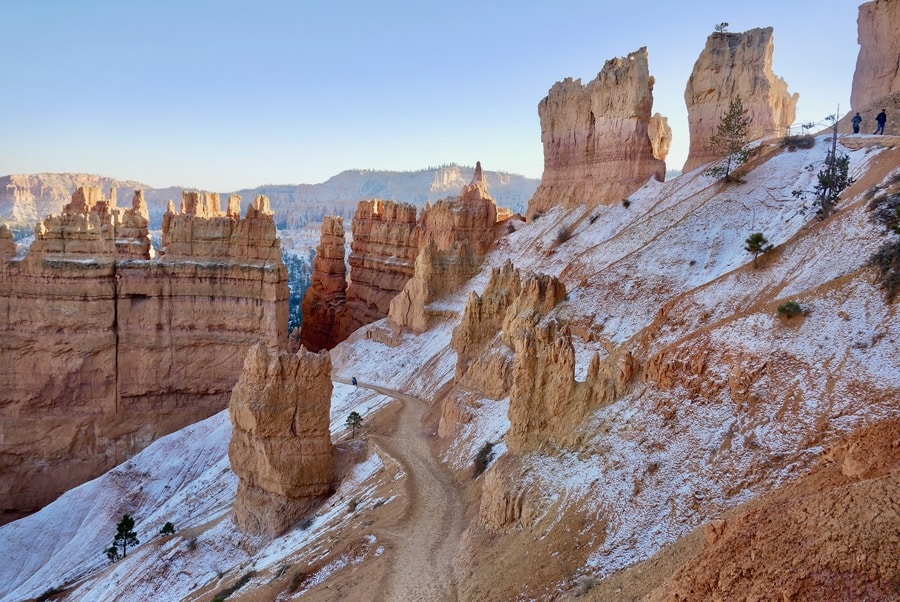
[{"left": 339, "top": 378, "right": 465, "bottom": 601}]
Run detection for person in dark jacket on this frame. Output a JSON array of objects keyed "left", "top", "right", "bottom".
[
  {"left": 851, "top": 112, "right": 862, "bottom": 134},
  {"left": 874, "top": 109, "right": 887, "bottom": 135}
]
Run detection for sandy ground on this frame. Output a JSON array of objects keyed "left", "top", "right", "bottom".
[{"left": 352, "top": 380, "right": 465, "bottom": 601}]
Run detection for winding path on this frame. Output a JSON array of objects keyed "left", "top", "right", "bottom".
[{"left": 335, "top": 378, "right": 464, "bottom": 601}]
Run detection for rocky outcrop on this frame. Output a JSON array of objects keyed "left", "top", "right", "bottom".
[
  {"left": 300, "top": 216, "right": 349, "bottom": 352},
  {"left": 652, "top": 419, "right": 900, "bottom": 601},
  {"left": 683, "top": 27, "right": 798, "bottom": 173},
  {"left": 0, "top": 225, "right": 15, "bottom": 260},
  {"left": 851, "top": 0, "right": 900, "bottom": 112},
  {"left": 527, "top": 48, "right": 667, "bottom": 219},
  {"left": 0, "top": 188, "right": 288, "bottom": 523},
  {"left": 229, "top": 343, "right": 335, "bottom": 537},
  {"left": 301, "top": 162, "right": 510, "bottom": 342},
  {"left": 389, "top": 163, "right": 503, "bottom": 332},
  {"left": 452, "top": 260, "right": 521, "bottom": 386},
  {"left": 649, "top": 113, "right": 673, "bottom": 162},
  {"left": 458, "top": 270, "right": 636, "bottom": 454},
  {"left": 343, "top": 200, "right": 420, "bottom": 336}
]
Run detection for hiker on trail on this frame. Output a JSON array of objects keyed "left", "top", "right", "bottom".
[
  {"left": 874, "top": 109, "right": 887, "bottom": 135},
  {"left": 352, "top": 376, "right": 357, "bottom": 386},
  {"left": 852, "top": 112, "right": 862, "bottom": 134}
]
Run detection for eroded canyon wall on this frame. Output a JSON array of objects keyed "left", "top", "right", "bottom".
[
  {"left": 302, "top": 162, "right": 509, "bottom": 345},
  {"left": 683, "top": 27, "right": 798, "bottom": 173},
  {"left": 527, "top": 47, "right": 668, "bottom": 219},
  {"left": 0, "top": 187, "right": 288, "bottom": 523},
  {"left": 343, "top": 199, "right": 420, "bottom": 337}
]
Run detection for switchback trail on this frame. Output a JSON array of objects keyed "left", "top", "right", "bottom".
[{"left": 335, "top": 378, "right": 465, "bottom": 601}]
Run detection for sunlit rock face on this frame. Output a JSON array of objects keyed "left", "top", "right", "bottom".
[
  {"left": 229, "top": 343, "right": 335, "bottom": 537},
  {"left": 851, "top": 0, "right": 900, "bottom": 112},
  {"left": 683, "top": 27, "right": 798, "bottom": 173},
  {"left": 343, "top": 199, "right": 420, "bottom": 336},
  {"left": 0, "top": 188, "right": 288, "bottom": 524},
  {"left": 389, "top": 163, "right": 502, "bottom": 332},
  {"left": 527, "top": 47, "right": 667, "bottom": 219},
  {"left": 300, "top": 216, "right": 348, "bottom": 352},
  {"left": 301, "top": 162, "right": 510, "bottom": 342}
]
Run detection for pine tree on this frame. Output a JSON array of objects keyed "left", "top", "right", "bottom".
[
  {"left": 160, "top": 521, "right": 176, "bottom": 536},
  {"left": 705, "top": 96, "right": 753, "bottom": 183},
  {"left": 346, "top": 411, "right": 364, "bottom": 438},
  {"left": 815, "top": 149, "right": 853, "bottom": 219},
  {"left": 105, "top": 545, "right": 120, "bottom": 562},
  {"left": 745, "top": 232, "right": 774, "bottom": 268},
  {"left": 114, "top": 514, "right": 139, "bottom": 558}
]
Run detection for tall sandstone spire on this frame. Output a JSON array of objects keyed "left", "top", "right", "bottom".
[
  {"left": 229, "top": 343, "right": 335, "bottom": 537},
  {"left": 851, "top": 0, "right": 900, "bottom": 111},
  {"left": 845, "top": 0, "right": 900, "bottom": 137},
  {"left": 527, "top": 47, "right": 668, "bottom": 219},
  {"left": 300, "top": 216, "right": 348, "bottom": 352},
  {"left": 683, "top": 27, "right": 798, "bottom": 173}
]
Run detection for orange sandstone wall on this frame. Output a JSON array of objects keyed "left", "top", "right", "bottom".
[{"left": 0, "top": 188, "right": 288, "bottom": 523}]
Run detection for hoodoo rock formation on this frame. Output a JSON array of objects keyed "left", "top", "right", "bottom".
[
  {"left": 451, "top": 260, "right": 521, "bottom": 392},
  {"left": 344, "top": 200, "right": 420, "bottom": 335},
  {"left": 527, "top": 47, "right": 667, "bottom": 219},
  {"left": 843, "top": 0, "right": 900, "bottom": 137},
  {"left": 301, "top": 162, "right": 511, "bottom": 345},
  {"left": 300, "top": 216, "right": 349, "bottom": 352},
  {"left": 0, "top": 187, "right": 288, "bottom": 523},
  {"left": 851, "top": 0, "right": 900, "bottom": 112},
  {"left": 390, "top": 162, "right": 503, "bottom": 332},
  {"left": 683, "top": 27, "right": 798, "bottom": 173},
  {"left": 229, "top": 343, "right": 335, "bottom": 537}
]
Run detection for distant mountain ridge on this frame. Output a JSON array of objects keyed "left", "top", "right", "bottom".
[{"left": 0, "top": 166, "right": 539, "bottom": 231}]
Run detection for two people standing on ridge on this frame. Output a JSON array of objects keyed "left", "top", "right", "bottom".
[{"left": 850, "top": 109, "right": 887, "bottom": 135}]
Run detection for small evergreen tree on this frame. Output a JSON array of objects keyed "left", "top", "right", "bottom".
[
  {"left": 815, "top": 149, "right": 853, "bottom": 219},
  {"left": 705, "top": 96, "right": 753, "bottom": 183},
  {"left": 160, "top": 521, "right": 176, "bottom": 536},
  {"left": 113, "top": 514, "right": 139, "bottom": 558},
  {"left": 105, "top": 545, "right": 120, "bottom": 562},
  {"left": 745, "top": 232, "right": 774, "bottom": 268},
  {"left": 346, "top": 411, "right": 364, "bottom": 438}
]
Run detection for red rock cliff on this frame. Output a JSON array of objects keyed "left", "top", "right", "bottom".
[
  {"left": 300, "top": 216, "right": 348, "bottom": 352},
  {"left": 683, "top": 27, "right": 798, "bottom": 173},
  {"left": 527, "top": 47, "right": 668, "bottom": 219},
  {"left": 0, "top": 188, "right": 288, "bottom": 524}
]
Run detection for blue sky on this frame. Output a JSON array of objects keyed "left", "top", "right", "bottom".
[{"left": 1, "top": 1, "right": 861, "bottom": 190}]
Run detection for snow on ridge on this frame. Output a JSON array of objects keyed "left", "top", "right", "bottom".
[{"left": 0, "top": 411, "right": 235, "bottom": 601}]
